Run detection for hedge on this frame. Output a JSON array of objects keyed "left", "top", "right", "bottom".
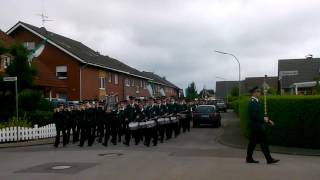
[{"left": 239, "top": 96, "right": 320, "bottom": 149}]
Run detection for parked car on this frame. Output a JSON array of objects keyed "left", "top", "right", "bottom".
[
  {"left": 47, "top": 98, "right": 69, "bottom": 108},
  {"left": 192, "top": 105, "right": 221, "bottom": 128},
  {"left": 215, "top": 99, "right": 227, "bottom": 112}
]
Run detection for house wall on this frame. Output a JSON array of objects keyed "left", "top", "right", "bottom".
[
  {"left": 104, "top": 71, "right": 125, "bottom": 101},
  {"left": 10, "top": 26, "right": 98, "bottom": 101},
  {"left": 123, "top": 76, "right": 150, "bottom": 99}
]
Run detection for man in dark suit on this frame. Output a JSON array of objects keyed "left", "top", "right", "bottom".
[
  {"left": 123, "top": 96, "right": 137, "bottom": 146},
  {"left": 246, "top": 86, "right": 280, "bottom": 164}
]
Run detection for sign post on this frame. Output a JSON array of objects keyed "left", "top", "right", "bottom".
[
  {"left": 262, "top": 75, "right": 270, "bottom": 116},
  {"left": 3, "top": 76, "right": 19, "bottom": 141}
]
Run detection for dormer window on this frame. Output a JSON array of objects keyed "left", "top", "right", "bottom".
[{"left": 23, "top": 42, "right": 35, "bottom": 50}]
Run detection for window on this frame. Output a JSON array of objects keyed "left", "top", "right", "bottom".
[
  {"left": 131, "top": 79, "right": 135, "bottom": 86},
  {"left": 114, "top": 74, "right": 119, "bottom": 85},
  {"left": 143, "top": 81, "right": 147, "bottom": 89},
  {"left": 56, "top": 66, "right": 67, "bottom": 79},
  {"left": 140, "top": 80, "right": 143, "bottom": 88},
  {"left": 125, "top": 78, "right": 130, "bottom": 87},
  {"left": 108, "top": 72, "right": 112, "bottom": 83},
  {"left": 1, "top": 56, "right": 11, "bottom": 69},
  {"left": 23, "top": 42, "right": 35, "bottom": 50},
  {"left": 99, "top": 77, "right": 106, "bottom": 89}
]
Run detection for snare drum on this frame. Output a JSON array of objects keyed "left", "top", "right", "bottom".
[
  {"left": 138, "top": 121, "right": 147, "bottom": 129},
  {"left": 164, "top": 117, "right": 170, "bottom": 124},
  {"left": 179, "top": 114, "right": 187, "bottom": 119},
  {"left": 145, "top": 120, "right": 156, "bottom": 128},
  {"left": 170, "top": 116, "right": 178, "bottom": 123},
  {"left": 157, "top": 118, "right": 166, "bottom": 125},
  {"left": 128, "top": 122, "right": 139, "bottom": 130}
]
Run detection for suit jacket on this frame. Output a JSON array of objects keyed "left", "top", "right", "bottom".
[
  {"left": 248, "top": 97, "right": 265, "bottom": 132},
  {"left": 124, "top": 104, "right": 137, "bottom": 122}
]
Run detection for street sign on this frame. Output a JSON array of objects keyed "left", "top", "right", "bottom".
[
  {"left": 3, "top": 76, "right": 17, "bottom": 82},
  {"left": 279, "top": 70, "right": 298, "bottom": 77},
  {"left": 262, "top": 82, "right": 270, "bottom": 90}
]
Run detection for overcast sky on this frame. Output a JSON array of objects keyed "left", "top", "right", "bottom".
[{"left": 1, "top": 0, "right": 320, "bottom": 91}]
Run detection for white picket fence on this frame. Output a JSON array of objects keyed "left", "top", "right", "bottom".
[{"left": 0, "top": 124, "right": 56, "bottom": 143}]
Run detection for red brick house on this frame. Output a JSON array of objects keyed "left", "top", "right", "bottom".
[
  {"left": 6, "top": 21, "right": 180, "bottom": 101},
  {"left": 141, "top": 71, "right": 180, "bottom": 98}
]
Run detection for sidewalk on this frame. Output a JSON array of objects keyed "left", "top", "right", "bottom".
[
  {"left": 0, "top": 138, "right": 54, "bottom": 148},
  {"left": 217, "top": 111, "right": 320, "bottom": 156}
]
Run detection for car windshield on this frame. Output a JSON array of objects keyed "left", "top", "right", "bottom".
[{"left": 195, "top": 106, "right": 215, "bottom": 113}]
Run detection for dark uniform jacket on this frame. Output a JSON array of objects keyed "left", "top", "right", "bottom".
[
  {"left": 125, "top": 104, "right": 137, "bottom": 122},
  {"left": 248, "top": 97, "right": 265, "bottom": 132}
]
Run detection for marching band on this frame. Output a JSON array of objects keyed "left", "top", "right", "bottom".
[{"left": 53, "top": 96, "right": 197, "bottom": 148}]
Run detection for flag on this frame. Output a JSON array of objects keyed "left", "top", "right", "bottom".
[
  {"left": 160, "top": 88, "right": 165, "bottom": 96},
  {"left": 147, "top": 84, "right": 154, "bottom": 97}
]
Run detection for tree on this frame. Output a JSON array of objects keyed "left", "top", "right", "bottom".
[
  {"left": 5, "top": 43, "right": 37, "bottom": 91},
  {"left": 185, "top": 82, "right": 199, "bottom": 100},
  {"left": 0, "top": 43, "right": 38, "bottom": 121}
]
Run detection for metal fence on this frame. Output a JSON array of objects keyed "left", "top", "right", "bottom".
[{"left": 0, "top": 124, "right": 56, "bottom": 143}]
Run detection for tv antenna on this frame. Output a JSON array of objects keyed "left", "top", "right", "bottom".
[{"left": 36, "top": 0, "right": 53, "bottom": 27}]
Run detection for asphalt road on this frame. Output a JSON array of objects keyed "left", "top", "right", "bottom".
[{"left": 0, "top": 112, "right": 319, "bottom": 180}]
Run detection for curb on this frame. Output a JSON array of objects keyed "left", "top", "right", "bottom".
[
  {"left": 0, "top": 139, "right": 55, "bottom": 149},
  {"left": 217, "top": 125, "right": 320, "bottom": 157}
]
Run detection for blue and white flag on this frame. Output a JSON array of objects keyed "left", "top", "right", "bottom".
[{"left": 147, "top": 84, "right": 154, "bottom": 97}]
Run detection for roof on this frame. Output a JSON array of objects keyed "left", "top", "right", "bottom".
[
  {"left": 141, "top": 71, "right": 179, "bottom": 89},
  {"left": 7, "top": 21, "right": 151, "bottom": 80},
  {"left": 0, "top": 29, "right": 15, "bottom": 47}
]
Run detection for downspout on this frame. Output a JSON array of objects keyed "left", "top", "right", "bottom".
[
  {"left": 123, "top": 75, "right": 126, "bottom": 101},
  {"left": 79, "top": 63, "right": 89, "bottom": 101}
]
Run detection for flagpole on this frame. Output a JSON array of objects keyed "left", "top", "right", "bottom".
[{"left": 264, "top": 75, "right": 268, "bottom": 116}]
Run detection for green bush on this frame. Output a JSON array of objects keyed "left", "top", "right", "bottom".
[
  {"left": 0, "top": 115, "right": 32, "bottom": 129},
  {"left": 24, "top": 110, "right": 53, "bottom": 126},
  {"left": 19, "top": 89, "right": 41, "bottom": 111},
  {"left": 239, "top": 95, "right": 320, "bottom": 149}
]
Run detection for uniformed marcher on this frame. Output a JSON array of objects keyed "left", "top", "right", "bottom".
[
  {"left": 103, "top": 106, "right": 112, "bottom": 146},
  {"left": 71, "top": 106, "right": 80, "bottom": 143},
  {"left": 117, "top": 101, "right": 126, "bottom": 143},
  {"left": 123, "top": 96, "right": 137, "bottom": 146},
  {"left": 158, "top": 98, "right": 167, "bottom": 143},
  {"left": 246, "top": 86, "right": 280, "bottom": 164},
  {"left": 96, "top": 105, "right": 105, "bottom": 144},
  {"left": 53, "top": 104, "right": 65, "bottom": 148},
  {"left": 78, "top": 103, "right": 88, "bottom": 147},
  {"left": 87, "top": 102, "right": 97, "bottom": 146}
]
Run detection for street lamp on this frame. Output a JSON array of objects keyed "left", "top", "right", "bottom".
[
  {"left": 216, "top": 76, "right": 229, "bottom": 104},
  {"left": 215, "top": 50, "right": 241, "bottom": 97}
]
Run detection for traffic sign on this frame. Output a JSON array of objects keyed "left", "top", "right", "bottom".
[{"left": 3, "top": 76, "right": 17, "bottom": 82}]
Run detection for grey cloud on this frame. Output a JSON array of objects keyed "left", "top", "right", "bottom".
[{"left": 2, "top": 0, "right": 320, "bottom": 90}]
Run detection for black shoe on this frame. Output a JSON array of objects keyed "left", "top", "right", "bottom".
[
  {"left": 102, "top": 143, "right": 108, "bottom": 147},
  {"left": 246, "top": 159, "right": 259, "bottom": 163},
  {"left": 123, "top": 142, "right": 129, "bottom": 146},
  {"left": 267, "top": 159, "right": 280, "bottom": 164}
]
